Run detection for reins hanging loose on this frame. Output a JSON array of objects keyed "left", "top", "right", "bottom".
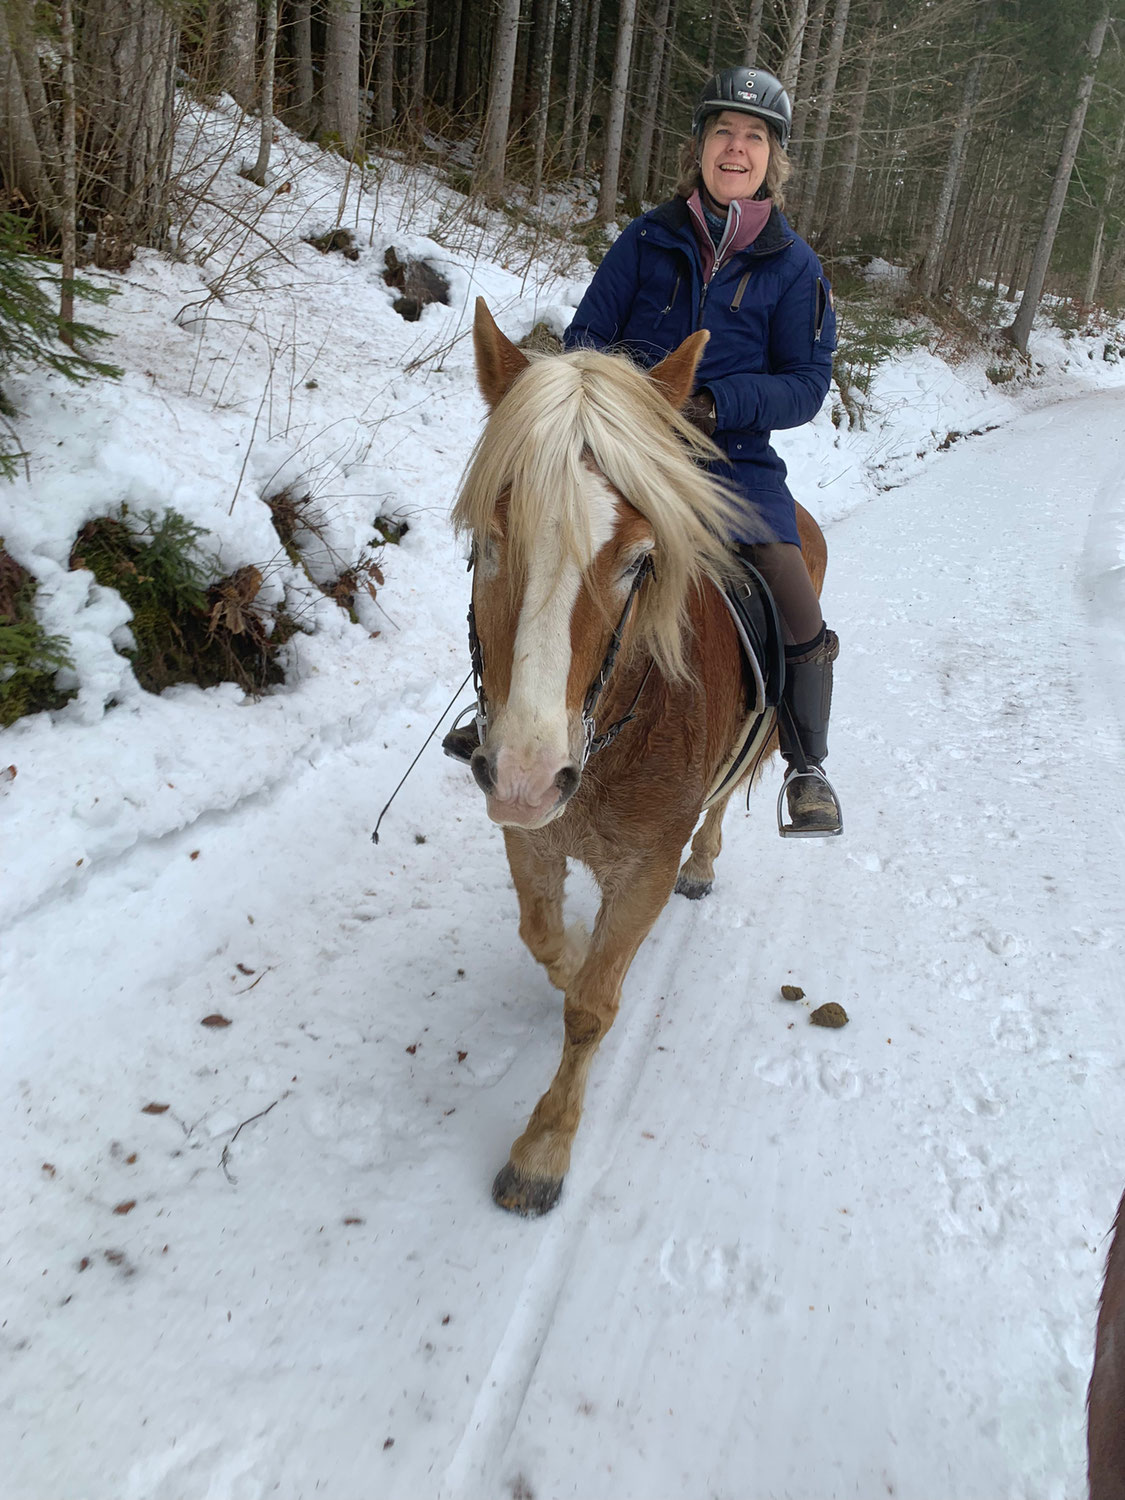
[{"left": 370, "top": 670, "right": 473, "bottom": 845}]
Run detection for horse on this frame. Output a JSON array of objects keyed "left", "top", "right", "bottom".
[
  {"left": 1090, "top": 1188, "right": 1125, "bottom": 1498},
  {"left": 453, "top": 298, "right": 828, "bottom": 1216}
]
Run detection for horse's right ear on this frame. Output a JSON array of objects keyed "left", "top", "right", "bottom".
[
  {"left": 473, "top": 298, "right": 530, "bottom": 409},
  {"left": 649, "top": 330, "right": 711, "bottom": 410}
]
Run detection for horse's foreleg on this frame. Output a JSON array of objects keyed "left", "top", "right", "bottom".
[
  {"left": 493, "top": 855, "right": 679, "bottom": 1217},
  {"left": 503, "top": 830, "right": 588, "bottom": 991},
  {"left": 674, "top": 791, "right": 733, "bottom": 900}
]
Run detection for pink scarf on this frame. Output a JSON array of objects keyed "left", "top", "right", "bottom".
[{"left": 687, "top": 190, "right": 772, "bottom": 284}]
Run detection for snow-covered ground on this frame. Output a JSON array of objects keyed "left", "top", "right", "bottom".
[{"left": 3, "top": 102, "right": 1125, "bottom": 1500}]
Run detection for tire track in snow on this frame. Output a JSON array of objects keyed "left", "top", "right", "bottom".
[{"left": 438, "top": 915, "right": 687, "bottom": 1500}]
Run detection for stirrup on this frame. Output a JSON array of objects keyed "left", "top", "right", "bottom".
[{"left": 777, "top": 764, "right": 843, "bottom": 839}]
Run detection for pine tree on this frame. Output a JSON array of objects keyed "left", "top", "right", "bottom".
[{"left": 0, "top": 214, "right": 121, "bottom": 479}]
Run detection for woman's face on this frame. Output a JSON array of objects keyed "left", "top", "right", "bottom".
[{"left": 699, "top": 110, "right": 772, "bottom": 206}]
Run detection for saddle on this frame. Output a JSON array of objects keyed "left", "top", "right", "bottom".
[{"left": 703, "top": 554, "right": 786, "bottom": 809}]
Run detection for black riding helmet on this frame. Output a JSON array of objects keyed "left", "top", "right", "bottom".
[{"left": 693, "top": 66, "right": 792, "bottom": 151}]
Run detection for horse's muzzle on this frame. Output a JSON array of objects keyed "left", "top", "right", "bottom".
[{"left": 472, "top": 747, "right": 581, "bottom": 828}]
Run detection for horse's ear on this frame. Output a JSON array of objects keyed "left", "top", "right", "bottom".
[
  {"left": 473, "top": 298, "right": 530, "bottom": 409},
  {"left": 649, "top": 330, "right": 711, "bottom": 409}
]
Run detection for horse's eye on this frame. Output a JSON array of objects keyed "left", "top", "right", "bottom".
[
  {"left": 478, "top": 536, "right": 500, "bottom": 578},
  {"left": 621, "top": 552, "right": 651, "bottom": 581}
]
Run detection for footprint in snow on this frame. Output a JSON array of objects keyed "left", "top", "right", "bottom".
[{"left": 989, "top": 1008, "right": 1041, "bottom": 1053}]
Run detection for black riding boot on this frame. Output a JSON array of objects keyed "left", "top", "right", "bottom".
[
  {"left": 777, "top": 625, "right": 843, "bottom": 837},
  {"left": 442, "top": 721, "right": 480, "bottom": 763}
]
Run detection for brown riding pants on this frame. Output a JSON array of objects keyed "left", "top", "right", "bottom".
[{"left": 746, "top": 541, "right": 824, "bottom": 647}]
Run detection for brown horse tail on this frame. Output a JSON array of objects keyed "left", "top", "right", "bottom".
[{"left": 1090, "top": 1189, "right": 1125, "bottom": 1499}]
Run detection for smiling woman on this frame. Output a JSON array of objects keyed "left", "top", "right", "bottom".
[
  {"left": 560, "top": 64, "right": 844, "bottom": 838},
  {"left": 698, "top": 112, "right": 773, "bottom": 206}
]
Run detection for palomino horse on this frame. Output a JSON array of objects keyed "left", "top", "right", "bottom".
[
  {"left": 454, "top": 299, "right": 827, "bottom": 1216},
  {"left": 1090, "top": 1189, "right": 1125, "bottom": 1498}
]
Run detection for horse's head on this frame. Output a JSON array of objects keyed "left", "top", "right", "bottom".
[{"left": 454, "top": 300, "right": 727, "bottom": 830}]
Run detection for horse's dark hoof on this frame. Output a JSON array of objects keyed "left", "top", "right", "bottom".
[
  {"left": 492, "top": 1161, "right": 564, "bottom": 1217},
  {"left": 674, "top": 873, "right": 713, "bottom": 900}
]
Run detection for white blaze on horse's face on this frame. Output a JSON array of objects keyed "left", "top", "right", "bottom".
[{"left": 476, "top": 474, "right": 621, "bottom": 829}]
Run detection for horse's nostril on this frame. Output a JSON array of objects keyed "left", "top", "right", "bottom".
[
  {"left": 555, "top": 763, "right": 580, "bottom": 800},
  {"left": 471, "top": 748, "right": 495, "bottom": 795}
]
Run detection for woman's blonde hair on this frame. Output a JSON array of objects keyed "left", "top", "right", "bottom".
[{"left": 673, "top": 114, "right": 792, "bottom": 208}]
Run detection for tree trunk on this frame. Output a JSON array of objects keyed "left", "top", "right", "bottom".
[
  {"left": 560, "top": 0, "right": 588, "bottom": 170},
  {"left": 78, "top": 0, "right": 179, "bottom": 258},
  {"left": 790, "top": 0, "right": 827, "bottom": 155},
  {"left": 917, "top": 8, "right": 991, "bottom": 300},
  {"left": 218, "top": 0, "right": 258, "bottom": 112},
  {"left": 323, "top": 0, "right": 362, "bottom": 154},
  {"left": 290, "top": 0, "right": 315, "bottom": 131},
  {"left": 575, "top": 0, "right": 602, "bottom": 178},
  {"left": 706, "top": 0, "right": 720, "bottom": 75},
  {"left": 531, "top": 0, "right": 560, "bottom": 196},
  {"left": 477, "top": 0, "right": 521, "bottom": 198},
  {"left": 778, "top": 0, "right": 810, "bottom": 94},
  {"left": 445, "top": 0, "right": 465, "bottom": 110},
  {"left": 801, "top": 0, "right": 850, "bottom": 233},
  {"left": 628, "top": 0, "right": 672, "bottom": 209},
  {"left": 594, "top": 0, "right": 637, "bottom": 222},
  {"left": 742, "top": 0, "right": 766, "bottom": 67},
  {"left": 58, "top": 0, "right": 77, "bottom": 342},
  {"left": 1007, "top": 6, "right": 1110, "bottom": 355},
  {"left": 408, "top": 0, "right": 429, "bottom": 138},
  {"left": 0, "top": 2, "right": 63, "bottom": 234},
  {"left": 1084, "top": 111, "right": 1125, "bottom": 308},
  {"left": 374, "top": 3, "right": 396, "bottom": 134},
  {"left": 247, "top": 0, "right": 279, "bottom": 185},
  {"left": 824, "top": 0, "right": 882, "bottom": 240},
  {"left": 650, "top": 0, "right": 679, "bottom": 198}
]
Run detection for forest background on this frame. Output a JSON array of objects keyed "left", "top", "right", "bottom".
[{"left": 2, "top": 0, "right": 1125, "bottom": 367}]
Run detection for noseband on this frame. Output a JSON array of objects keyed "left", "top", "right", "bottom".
[{"left": 466, "top": 552, "right": 655, "bottom": 768}]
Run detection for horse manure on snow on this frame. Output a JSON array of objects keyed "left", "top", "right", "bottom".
[{"left": 810, "top": 1002, "right": 850, "bottom": 1028}]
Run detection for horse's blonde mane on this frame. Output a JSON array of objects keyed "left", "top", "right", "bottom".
[{"left": 452, "top": 349, "right": 744, "bottom": 680}]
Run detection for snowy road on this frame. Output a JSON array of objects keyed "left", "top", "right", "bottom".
[{"left": 4, "top": 390, "right": 1125, "bottom": 1500}]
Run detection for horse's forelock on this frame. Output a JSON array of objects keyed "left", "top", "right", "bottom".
[{"left": 453, "top": 350, "right": 740, "bottom": 680}]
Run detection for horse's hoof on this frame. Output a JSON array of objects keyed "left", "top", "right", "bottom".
[
  {"left": 492, "top": 1162, "right": 564, "bottom": 1217},
  {"left": 674, "top": 873, "right": 713, "bottom": 900}
]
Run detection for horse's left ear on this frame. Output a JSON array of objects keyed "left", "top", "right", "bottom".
[
  {"left": 473, "top": 298, "right": 530, "bottom": 409},
  {"left": 649, "top": 330, "right": 711, "bottom": 409}
]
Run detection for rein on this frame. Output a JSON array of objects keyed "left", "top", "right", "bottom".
[{"left": 468, "top": 552, "right": 655, "bottom": 768}]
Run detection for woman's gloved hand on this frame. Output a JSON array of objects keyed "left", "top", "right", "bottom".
[{"left": 681, "top": 389, "right": 716, "bottom": 436}]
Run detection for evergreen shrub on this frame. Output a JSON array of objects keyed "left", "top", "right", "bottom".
[
  {"left": 0, "top": 545, "right": 75, "bottom": 725},
  {"left": 0, "top": 214, "right": 122, "bottom": 478},
  {"left": 69, "top": 508, "right": 290, "bottom": 695}
]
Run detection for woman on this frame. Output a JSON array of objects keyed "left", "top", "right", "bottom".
[{"left": 563, "top": 65, "right": 842, "bottom": 837}]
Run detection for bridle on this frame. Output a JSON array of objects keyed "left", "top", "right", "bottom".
[
  {"left": 465, "top": 551, "right": 656, "bottom": 768},
  {"left": 371, "top": 550, "right": 654, "bottom": 847}
]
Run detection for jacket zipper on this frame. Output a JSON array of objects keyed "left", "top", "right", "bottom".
[{"left": 660, "top": 273, "right": 681, "bottom": 317}]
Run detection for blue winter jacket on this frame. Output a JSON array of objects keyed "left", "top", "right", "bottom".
[{"left": 563, "top": 197, "right": 836, "bottom": 546}]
